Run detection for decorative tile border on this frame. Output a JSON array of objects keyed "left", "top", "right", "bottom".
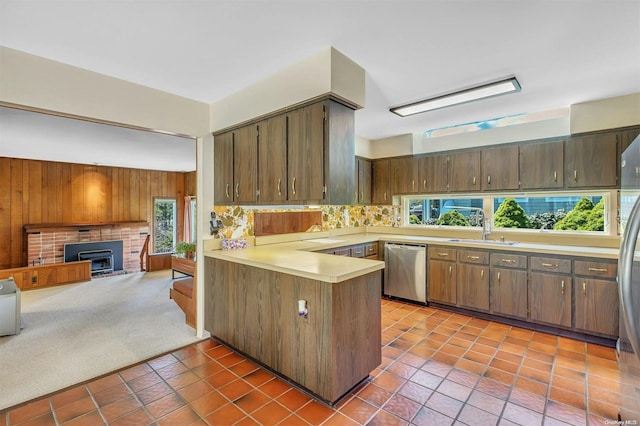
[{"left": 212, "top": 205, "right": 401, "bottom": 239}]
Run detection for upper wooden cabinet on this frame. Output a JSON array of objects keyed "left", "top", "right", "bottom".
[
  {"left": 448, "top": 151, "right": 481, "bottom": 192},
  {"left": 565, "top": 131, "right": 618, "bottom": 188},
  {"left": 481, "top": 145, "right": 519, "bottom": 191},
  {"left": 214, "top": 97, "right": 355, "bottom": 205},
  {"left": 418, "top": 154, "right": 448, "bottom": 193},
  {"left": 356, "top": 158, "right": 372, "bottom": 204},
  {"left": 390, "top": 157, "right": 418, "bottom": 195},
  {"left": 233, "top": 124, "right": 258, "bottom": 203},
  {"left": 258, "top": 114, "right": 288, "bottom": 203},
  {"left": 287, "top": 101, "right": 326, "bottom": 202},
  {"left": 372, "top": 159, "right": 391, "bottom": 204},
  {"left": 213, "top": 131, "right": 234, "bottom": 204},
  {"left": 519, "top": 140, "right": 564, "bottom": 190}
]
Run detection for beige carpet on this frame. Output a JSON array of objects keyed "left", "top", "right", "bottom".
[{"left": 0, "top": 270, "right": 201, "bottom": 411}]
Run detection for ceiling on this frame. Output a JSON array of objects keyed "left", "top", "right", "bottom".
[{"left": 1, "top": 1, "right": 639, "bottom": 170}]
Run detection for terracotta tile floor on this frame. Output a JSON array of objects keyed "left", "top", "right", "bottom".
[{"left": 3, "top": 299, "right": 638, "bottom": 425}]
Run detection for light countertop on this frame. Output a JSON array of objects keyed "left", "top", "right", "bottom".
[{"left": 203, "top": 232, "right": 619, "bottom": 283}]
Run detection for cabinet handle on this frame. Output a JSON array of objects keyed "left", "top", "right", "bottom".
[
  {"left": 360, "top": 192, "right": 364, "bottom": 201},
  {"left": 437, "top": 252, "right": 449, "bottom": 257},
  {"left": 449, "top": 265, "right": 452, "bottom": 274},
  {"left": 423, "top": 179, "right": 427, "bottom": 190},
  {"left": 472, "top": 176, "right": 477, "bottom": 185},
  {"left": 412, "top": 180, "right": 415, "bottom": 190},
  {"left": 225, "top": 183, "right": 230, "bottom": 198},
  {"left": 277, "top": 179, "right": 282, "bottom": 196},
  {"left": 467, "top": 255, "right": 480, "bottom": 260},
  {"left": 553, "top": 171, "right": 557, "bottom": 183},
  {"left": 561, "top": 280, "right": 565, "bottom": 295},
  {"left": 235, "top": 183, "right": 239, "bottom": 198},
  {"left": 501, "top": 258, "right": 516, "bottom": 264},
  {"left": 292, "top": 177, "right": 296, "bottom": 195},
  {"left": 497, "top": 272, "right": 501, "bottom": 282},
  {"left": 384, "top": 191, "right": 387, "bottom": 201},
  {"left": 542, "top": 262, "right": 559, "bottom": 268},
  {"left": 481, "top": 269, "right": 484, "bottom": 278},
  {"left": 588, "top": 267, "right": 608, "bottom": 273},
  {"left": 487, "top": 175, "right": 491, "bottom": 185},
  {"left": 583, "top": 282, "right": 587, "bottom": 296},
  {"left": 574, "top": 170, "right": 578, "bottom": 181}
]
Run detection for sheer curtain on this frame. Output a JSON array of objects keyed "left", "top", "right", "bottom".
[{"left": 183, "top": 196, "right": 193, "bottom": 243}]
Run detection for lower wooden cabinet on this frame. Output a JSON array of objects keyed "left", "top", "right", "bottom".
[
  {"left": 574, "top": 278, "right": 619, "bottom": 336},
  {"left": 490, "top": 267, "right": 528, "bottom": 319},
  {"left": 429, "top": 259, "right": 457, "bottom": 304},
  {"left": 457, "top": 263, "right": 489, "bottom": 311},
  {"left": 529, "top": 272, "right": 572, "bottom": 328}
]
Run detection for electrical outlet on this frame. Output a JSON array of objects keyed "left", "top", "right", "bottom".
[{"left": 31, "top": 275, "right": 37, "bottom": 284}]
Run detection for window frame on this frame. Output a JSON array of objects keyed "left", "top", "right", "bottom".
[
  {"left": 153, "top": 197, "right": 178, "bottom": 253},
  {"left": 402, "top": 190, "right": 617, "bottom": 237}
]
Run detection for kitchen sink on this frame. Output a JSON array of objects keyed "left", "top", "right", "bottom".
[{"left": 447, "top": 238, "right": 518, "bottom": 246}]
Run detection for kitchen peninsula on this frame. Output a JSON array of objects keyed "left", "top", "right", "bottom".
[{"left": 204, "top": 240, "right": 384, "bottom": 404}]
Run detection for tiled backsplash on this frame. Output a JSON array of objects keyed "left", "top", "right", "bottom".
[{"left": 212, "top": 205, "right": 400, "bottom": 239}]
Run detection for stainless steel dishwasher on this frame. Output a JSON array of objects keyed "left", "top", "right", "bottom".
[{"left": 384, "top": 243, "right": 427, "bottom": 303}]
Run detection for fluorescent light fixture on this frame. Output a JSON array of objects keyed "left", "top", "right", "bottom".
[{"left": 390, "top": 76, "right": 521, "bottom": 117}]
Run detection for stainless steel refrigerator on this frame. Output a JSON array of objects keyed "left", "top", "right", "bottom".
[{"left": 617, "top": 135, "right": 640, "bottom": 419}]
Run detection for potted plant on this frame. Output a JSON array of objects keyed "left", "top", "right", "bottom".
[{"left": 175, "top": 241, "right": 196, "bottom": 259}]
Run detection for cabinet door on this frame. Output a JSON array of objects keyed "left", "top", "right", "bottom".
[
  {"left": 457, "top": 263, "right": 489, "bottom": 311},
  {"left": 357, "top": 158, "right": 372, "bottom": 204},
  {"left": 390, "top": 157, "right": 418, "bottom": 194},
  {"left": 372, "top": 159, "right": 391, "bottom": 204},
  {"left": 428, "top": 260, "right": 456, "bottom": 304},
  {"left": 288, "top": 102, "right": 325, "bottom": 201},
  {"left": 258, "top": 115, "right": 287, "bottom": 202},
  {"left": 575, "top": 278, "right": 619, "bottom": 336},
  {"left": 213, "top": 131, "right": 234, "bottom": 204},
  {"left": 490, "top": 267, "right": 527, "bottom": 319},
  {"left": 529, "top": 273, "right": 572, "bottom": 328},
  {"left": 418, "top": 154, "right": 448, "bottom": 193},
  {"left": 481, "top": 146, "right": 520, "bottom": 191},
  {"left": 565, "top": 132, "right": 618, "bottom": 187},
  {"left": 233, "top": 125, "right": 258, "bottom": 203},
  {"left": 448, "top": 151, "right": 480, "bottom": 192},
  {"left": 519, "top": 140, "right": 564, "bottom": 189}
]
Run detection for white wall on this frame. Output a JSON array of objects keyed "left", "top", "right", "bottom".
[
  {"left": 209, "top": 47, "right": 365, "bottom": 132},
  {"left": 0, "top": 47, "right": 210, "bottom": 137},
  {"left": 571, "top": 93, "right": 640, "bottom": 134}
]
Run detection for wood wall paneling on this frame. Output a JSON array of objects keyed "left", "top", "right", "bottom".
[{"left": 0, "top": 157, "right": 191, "bottom": 269}]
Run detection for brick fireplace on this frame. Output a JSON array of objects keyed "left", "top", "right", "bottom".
[{"left": 25, "top": 222, "right": 149, "bottom": 274}]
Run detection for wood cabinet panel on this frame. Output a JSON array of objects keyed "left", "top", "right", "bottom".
[
  {"left": 457, "top": 250, "right": 489, "bottom": 265},
  {"left": 390, "top": 157, "right": 418, "bottom": 194},
  {"left": 213, "top": 131, "right": 234, "bottom": 204},
  {"left": 357, "top": 158, "right": 372, "bottom": 204},
  {"left": 574, "top": 278, "right": 619, "bottom": 336},
  {"left": 233, "top": 125, "right": 258, "bottom": 203},
  {"left": 490, "top": 253, "right": 527, "bottom": 269},
  {"left": 372, "top": 159, "right": 391, "bottom": 204},
  {"left": 258, "top": 115, "right": 288, "bottom": 202},
  {"left": 0, "top": 261, "right": 91, "bottom": 290},
  {"left": 448, "top": 151, "right": 480, "bottom": 192},
  {"left": 457, "top": 263, "right": 489, "bottom": 311},
  {"left": 481, "top": 145, "right": 520, "bottom": 190},
  {"left": 519, "top": 140, "right": 564, "bottom": 189},
  {"left": 287, "top": 101, "right": 326, "bottom": 202},
  {"left": 490, "top": 267, "right": 527, "bottom": 319},
  {"left": 205, "top": 257, "right": 381, "bottom": 403},
  {"left": 530, "top": 256, "right": 572, "bottom": 274},
  {"left": 574, "top": 260, "right": 617, "bottom": 279},
  {"left": 418, "top": 154, "right": 448, "bottom": 193},
  {"left": 428, "top": 259, "right": 456, "bottom": 304},
  {"left": 565, "top": 132, "right": 618, "bottom": 187},
  {"left": 529, "top": 273, "right": 572, "bottom": 328}
]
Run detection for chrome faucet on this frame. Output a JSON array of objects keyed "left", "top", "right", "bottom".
[{"left": 448, "top": 206, "right": 491, "bottom": 240}]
